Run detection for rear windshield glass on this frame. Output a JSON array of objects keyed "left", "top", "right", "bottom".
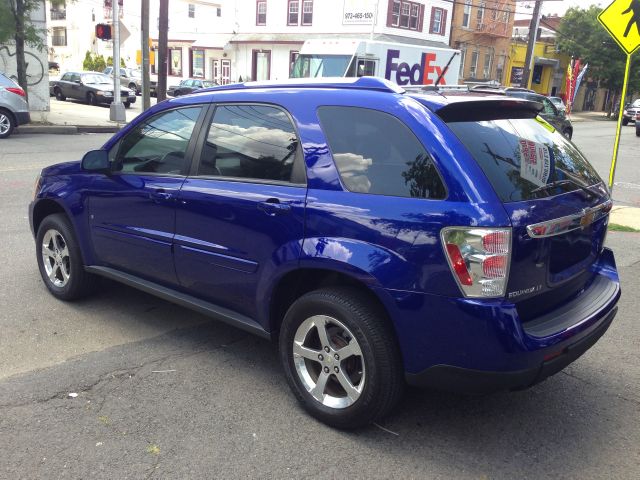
[{"left": 447, "top": 118, "right": 602, "bottom": 202}]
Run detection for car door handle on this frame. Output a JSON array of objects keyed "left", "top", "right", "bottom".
[
  {"left": 258, "top": 198, "right": 292, "bottom": 216},
  {"left": 150, "top": 189, "right": 174, "bottom": 202}
]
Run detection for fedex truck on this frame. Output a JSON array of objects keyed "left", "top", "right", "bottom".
[{"left": 290, "top": 38, "right": 460, "bottom": 87}]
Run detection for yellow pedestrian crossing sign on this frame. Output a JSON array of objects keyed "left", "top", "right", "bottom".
[{"left": 598, "top": 0, "right": 640, "bottom": 54}]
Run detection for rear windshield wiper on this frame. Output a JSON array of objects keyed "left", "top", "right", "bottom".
[{"left": 531, "top": 179, "right": 596, "bottom": 199}]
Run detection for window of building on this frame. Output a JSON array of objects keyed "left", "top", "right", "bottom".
[
  {"left": 318, "top": 106, "right": 446, "bottom": 198},
  {"left": 503, "top": 7, "right": 511, "bottom": 23},
  {"left": 256, "top": 1, "right": 267, "bottom": 26},
  {"left": 391, "top": 0, "right": 400, "bottom": 26},
  {"left": 388, "top": 1, "right": 422, "bottom": 31},
  {"left": 532, "top": 64, "right": 543, "bottom": 84},
  {"left": 169, "top": 48, "right": 182, "bottom": 76},
  {"left": 462, "top": 0, "right": 472, "bottom": 28},
  {"left": 459, "top": 47, "right": 466, "bottom": 77},
  {"left": 430, "top": 8, "right": 443, "bottom": 34},
  {"left": 483, "top": 52, "right": 493, "bottom": 79},
  {"left": 289, "top": 50, "right": 299, "bottom": 75},
  {"left": 190, "top": 49, "right": 205, "bottom": 78},
  {"left": 199, "top": 105, "right": 302, "bottom": 183},
  {"left": 114, "top": 107, "right": 202, "bottom": 175},
  {"left": 410, "top": 4, "right": 419, "bottom": 29},
  {"left": 470, "top": 50, "right": 478, "bottom": 78},
  {"left": 302, "top": 0, "right": 313, "bottom": 25},
  {"left": 52, "top": 26, "right": 67, "bottom": 46},
  {"left": 220, "top": 59, "right": 231, "bottom": 84},
  {"left": 476, "top": 1, "right": 485, "bottom": 27},
  {"left": 188, "top": 3, "right": 195, "bottom": 18},
  {"left": 288, "top": 0, "right": 299, "bottom": 24}
]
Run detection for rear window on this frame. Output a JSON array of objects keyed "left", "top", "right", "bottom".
[
  {"left": 318, "top": 106, "right": 446, "bottom": 199},
  {"left": 447, "top": 118, "right": 602, "bottom": 203}
]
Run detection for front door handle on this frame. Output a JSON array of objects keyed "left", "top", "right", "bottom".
[
  {"left": 258, "top": 198, "right": 292, "bottom": 216},
  {"left": 150, "top": 189, "right": 174, "bottom": 202}
]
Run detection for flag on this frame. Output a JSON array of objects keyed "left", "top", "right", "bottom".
[
  {"left": 565, "top": 60, "right": 574, "bottom": 113},
  {"left": 573, "top": 63, "right": 589, "bottom": 105}
]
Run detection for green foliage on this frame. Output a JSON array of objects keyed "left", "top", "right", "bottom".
[
  {"left": 82, "top": 51, "right": 107, "bottom": 72},
  {"left": 0, "top": 0, "right": 47, "bottom": 50},
  {"left": 558, "top": 6, "right": 640, "bottom": 94},
  {"left": 106, "top": 56, "right": 126, "bottom": 68}
]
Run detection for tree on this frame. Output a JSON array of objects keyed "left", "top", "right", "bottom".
[
  {"left": 0, "top": 0, "right": 51, "bottom": 99},
  {"left": 557, "top": 6, "right": 640, "bottom": 111}
]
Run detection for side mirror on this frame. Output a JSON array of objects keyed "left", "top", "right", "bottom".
[{"left": 81, "top": 149, "right": 110, "bottom": 172}]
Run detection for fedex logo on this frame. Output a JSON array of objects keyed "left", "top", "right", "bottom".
[{"left": 384, "top": 49, "right": 448, "bottom": 86}]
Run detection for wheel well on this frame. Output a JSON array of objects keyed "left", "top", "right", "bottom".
[
  {"left": 269, "top": 268, "right": 388, "bottom": 335},
  {"left": 32, "top": 199, "right": 67, "bottom": 236}
]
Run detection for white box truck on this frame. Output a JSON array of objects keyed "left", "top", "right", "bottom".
[{"left": 290, "top": 38, "right": 460, "bottom": 87}]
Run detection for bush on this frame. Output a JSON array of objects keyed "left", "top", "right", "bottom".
[{"left": 82, "top": 51, "right": 108, "bottom": 72}]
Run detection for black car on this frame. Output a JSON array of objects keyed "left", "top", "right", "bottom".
[
  {"left": 50, "top": 71, "right": 137, "bottom": 108},
  {"left": 167, "top": 78, "right": 217, "bottom": 97},
  {"left": 504, "top": 90, "right": 574, "bottom": 139}
]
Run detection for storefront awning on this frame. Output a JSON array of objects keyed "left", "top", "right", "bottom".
[
  {"left": 534, "top": 57, "right": 560, "bottom": 68},
  {"left": 229, "top": 32, "right": 449, "bottom": 49}
]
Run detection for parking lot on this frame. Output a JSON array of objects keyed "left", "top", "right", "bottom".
[{"left": 1, "top": 126, "right": 639, "bottom": 479}]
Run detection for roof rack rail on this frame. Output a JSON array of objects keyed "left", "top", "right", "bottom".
[
  {"left": 404, "top": 84, "right": 469, "bottom": 93},
  {"left": 195, "top": 76, "right": 405, "bottom": 95}
]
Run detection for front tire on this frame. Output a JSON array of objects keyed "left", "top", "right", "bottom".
[
  {"left": 124, "top": 101, "right": 131, "bottom": 109},
  {"left": 87, "top": 92, "right": 98, "bottom": 106},
  {"left": 279, "top": 287, "right": 404, "bottom": 429},
  {"left": 562, "top": 128, "right": 572, "bottom": 140},
  {"left": 0, "top": 109, "right": 15, "bottom": 139},
  {"left": 36, "top": 214, "right": 96, "bottom": 300},
  {"left": 623, "top": 118, "right": 629, "bottom": 126}
]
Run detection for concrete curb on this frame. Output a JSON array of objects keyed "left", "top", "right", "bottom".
[
  {"left": 16, "top": 124, "right": 122, "bottom": 135},
  {"left": 610, "top": 206, "right": 640, "bottom": 231}
]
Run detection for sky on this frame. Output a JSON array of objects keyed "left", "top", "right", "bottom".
[{"left": 515, "top": 1, "right": 607, "bottom": 19}]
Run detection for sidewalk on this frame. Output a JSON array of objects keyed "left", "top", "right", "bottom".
[
  {"left": 18, "top": 95, "right": 157, "bottom": 134},
  {"left": 568, "top": 110, "right": 613, "bottom": 123},
  {"left": 610, "top": 206, "right": 640, "bottom": 231}
]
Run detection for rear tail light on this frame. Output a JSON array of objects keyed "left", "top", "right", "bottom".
[
  {"left": 441, "top": 227, "right": 512, "bottom": 298},
  {"left": 6, "top": 87, "right": 26, "bottom": 97}
]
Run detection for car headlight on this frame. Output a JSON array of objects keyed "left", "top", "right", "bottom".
[
  {"left": 624, "top": 110, "right": 628, "bottom": 115},
  {"left": 105, "top": 91, "right": 113, "bottom": 96}
]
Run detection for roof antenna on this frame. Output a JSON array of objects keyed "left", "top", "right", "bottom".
[{"left": 435, "top": 51, "right": 459, "bottom": 87}]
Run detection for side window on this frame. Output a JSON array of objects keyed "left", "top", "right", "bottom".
[
  {"left": 317, "top": 106, "right": 446, "bottom": 199},
  {"left": 61, "top": 73, "right": 71, "bottom": 81},
  {"left": 70, "top": 73, "right": 80, "bottom": 83},
  {"left": 198, "top": 104, "right": 303, "bottom": 183},
  {"left": 113, "top": 106, "right": 202, "bottom": 175},
  {"left": 542, "top": 98, "right": 557, "bottom": 116}
]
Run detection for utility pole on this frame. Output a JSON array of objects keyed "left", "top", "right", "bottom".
[
  {"left": 141, "top": 0, "right": 150, "bottom": 110},
  {"left": 157, "top": 0, "right": 169, "bottom": 102},
  {"left": 521, "top": 0, "right": 543, "bottom": 89},
  {"left": 109, "top": 0, "right": 126, "bottom": 122}
]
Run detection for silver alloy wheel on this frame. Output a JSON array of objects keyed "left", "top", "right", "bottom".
[
  {"left": 293, "top": 315, "right": 365, "bottom": 409},
  {"left": 0, "top": 113, "right": 10, "bottom": 135},
  {"left": 41, "top": 229, "right": 71, "bottom": 288}
]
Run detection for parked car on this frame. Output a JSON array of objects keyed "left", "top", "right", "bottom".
[
  {"left": 0, "top": 72, "right": 30, "bottom": 139},
  {"left": 622, "top": 99, "right": 640, "bottom": 125},
  {"left": 50, "top": 72, "right": 136, "bottom": 108},
  {"left": 504, "top": 90, "right": 574, "bottom": 139},
  {"left": 167, "top": 78, "right": 218, "bottom": 97},
  {"left": 635, "top": 112, "right": 640, "bottom": 136},
  {"left": 30, "top": 77, "right": 620, "bottom": 428},
  {"left": 103, "top": 67, "right": 143, "bottom": 95},
  {"left": 548, "top": 96, "right": 567, "bottom": 112}
]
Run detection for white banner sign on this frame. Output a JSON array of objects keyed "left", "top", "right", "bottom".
[{"left": 343, "top": 0, "right": 376, "bottom": 25}]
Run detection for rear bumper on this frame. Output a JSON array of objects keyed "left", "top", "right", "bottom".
[
  {"left": 405, "top": 306, "right": 617, "bottom": 393},
  {"left": 15, "top": 111, "right": 31, "bottom": 126},
  {"left": 376, "top": 248, "right": 620, "bottom": 393}
]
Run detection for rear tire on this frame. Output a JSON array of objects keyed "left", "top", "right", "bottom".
[
  {"left": 0, "top": 109, "right": 15, "bottom": 139},
  {"left": 36, "top": 213, "right": 97, "bottom": 301},
  {"left": 279, "top": 287, "right": 404, "bottom": 429},
  {"left": 54, "top": 88, "right": 66, "bottom": 101},
  {"left": 636, "top": 127, "right": 640, "bottom": 137},
  {"left": 623, "top": 118, "right": 629, "bottom": 126},
  {"left": 124, "top": 101, "right": 131, "bottom": 109}
]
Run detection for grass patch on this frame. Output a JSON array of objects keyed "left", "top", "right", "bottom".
[{"left": 608, "top": 223, "right": 640, "bottom": 232}]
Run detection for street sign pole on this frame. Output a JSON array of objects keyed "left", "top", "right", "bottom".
[
  {"left": 609, "top": 53, "right": 632, "bottom": 191},
  {"left": 109, "top": 0, "right": 126, "bottom": 123}
]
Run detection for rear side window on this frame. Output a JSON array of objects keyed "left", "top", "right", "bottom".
[
  {"left": 199, "top": 104, "right": 303, "bottom": 183},
  {"left": 447, "top": 118, "right": 602, "bottom": 203},
  {"left": 318, "top": 106, "right": 446, "bottom": 199}
]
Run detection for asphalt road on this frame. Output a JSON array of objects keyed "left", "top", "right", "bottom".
[{"left": 0, "top": 129, "right": 639, "bottom": 479}]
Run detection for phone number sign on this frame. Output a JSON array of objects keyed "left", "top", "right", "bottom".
[{"left": 343, "top": 0, "right": 376, "bottom": 25}]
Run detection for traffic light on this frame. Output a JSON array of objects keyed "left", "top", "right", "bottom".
[{"left": 95, "top": 24, "right": 112, "bottom": 41}]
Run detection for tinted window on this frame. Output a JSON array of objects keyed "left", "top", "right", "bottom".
[
  {"left": 447, "top": 118, "right": 602, "bottom": 203},
  {"left": 60, "top": 73, "right": 71, "bottom": 81},
  {"left": 114, "top": 107, "right": 202, "bottom": 174},
  {"left": 199, "top": 104, "right": 301, "bottom": 183},
  {"left": 318, "top": 106, "right": 446, "bottom": 199}
]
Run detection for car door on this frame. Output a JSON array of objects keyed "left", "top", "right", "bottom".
[
  {"left": 174, "top": 103, "right": 307, "bottom": 320},
  {"left": 62, "top": 73, "right": 77, "bottom": 98},
  {"left": 87, "top": 105, "right": 206, "bottom": 285}
]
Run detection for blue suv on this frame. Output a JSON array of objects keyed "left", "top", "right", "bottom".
[{"left": 30, "top": 78, "right": 620, "bottom": 428}]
